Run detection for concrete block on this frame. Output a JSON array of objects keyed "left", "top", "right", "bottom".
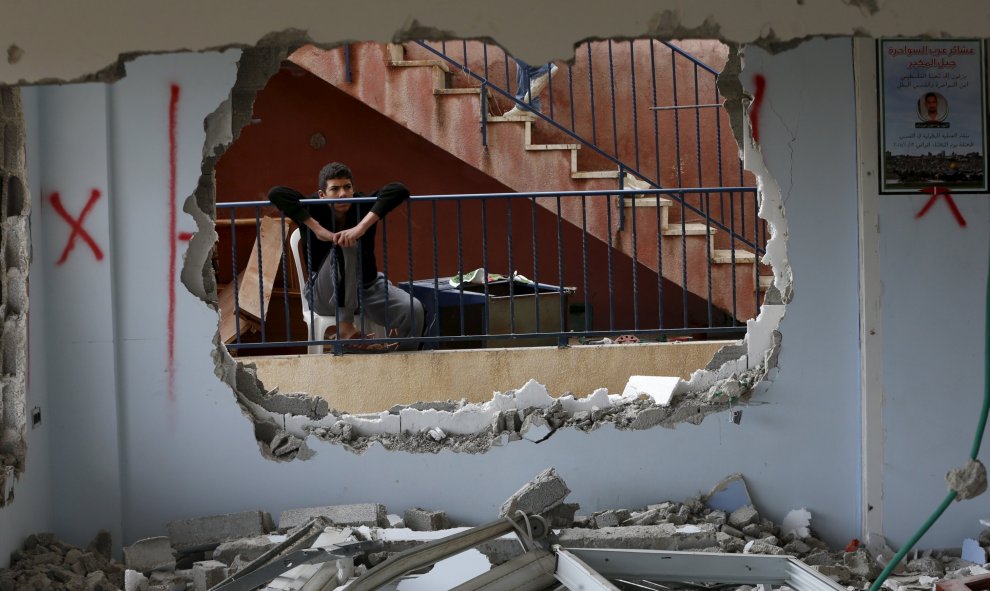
[
  {"left": 544, "top": 503, "right": 579, "bottom": 528},
  {"left": 123, "top": 537, "right": 176, "bottom": 574},
  {"left": 555, "top": 524, "right": 718, "bottom": 551},
  {"left": 727, "top": 505, "right": 759, "bottom": 529},
  {"left": 403, "top": 508, "right": 450, "bottom": 532},
  {"left": 192, "top": 561, "right": 228, "bottom": 591},
  {"left": 593, "top": 509, "right": 630, "bottom": 528},
  {"left": 499, "top": 468, "right": 571, "bottom": 518},
  {"left": 167, "top": 510, "right": 273, "bottom": 552},
  {"left": 278, "top": 504, "right": 388, "bottom": 532}
]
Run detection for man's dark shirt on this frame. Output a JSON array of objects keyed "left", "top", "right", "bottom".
[{"left": 268, "top": 182, "right": 410, "bottom": 299}]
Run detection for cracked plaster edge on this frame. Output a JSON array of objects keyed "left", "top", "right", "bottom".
[{"left": 175, "top": 37, "right": 790, "bottom": 460}]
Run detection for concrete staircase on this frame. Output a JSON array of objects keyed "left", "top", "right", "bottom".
[{"left": 288, "top": 42, "right": 767, "bottom": 324}]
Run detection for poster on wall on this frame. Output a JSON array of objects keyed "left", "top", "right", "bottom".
[{"left": 878, "top": 39, "right": 987, "bottom": 193}]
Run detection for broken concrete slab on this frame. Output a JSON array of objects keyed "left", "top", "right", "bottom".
[
  {"left": 123, "top": 570, "right": 149, "bottom": 591},
  {"left": 499, "top": 467, "right": 571, "bottom": 518},
  {"left": 123, "top": 537, "right": 175, "bottom": 574},
  {"left": 592, "top": 509, "right": 631, "bottom": 528},
  {"left": 403, "top": 507, "right": 451, "bottom": 532},
  {"left": 192, "top": 560, "right": 227, "bottom": 591},
  {"left": 278, "top": 503, "right": 389, "bottom": 531},
  {"left": 167, "top": 510, "right": 274, "bottom": 553},
  {"left": 554, "top": 523, "right": 718, "bottom": 550},
  {"left": 622, "top": 375, "right": 681, "bottom": 406}
]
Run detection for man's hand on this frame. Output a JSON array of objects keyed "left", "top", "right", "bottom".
[{"left": 335, "top": 226, "right": 366, "bottom": 247}]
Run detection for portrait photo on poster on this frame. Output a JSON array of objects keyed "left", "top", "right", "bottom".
[{"left": 878, "top": 39, "right": 987, "bottom": 193}]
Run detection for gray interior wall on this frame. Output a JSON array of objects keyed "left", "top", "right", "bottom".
[{"left": 15, "top": 38, "right": 864, "bottom": 552}]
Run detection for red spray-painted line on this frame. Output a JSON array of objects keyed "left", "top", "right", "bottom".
[
  {"left": 917, "top": 186, "right": 967, "bottom": 227},
  {"left": 750, "top": 74, "right": 766, "bottom": 144},
  {"left": 167, "top": 84, "right": 181, "bottom": 406}
]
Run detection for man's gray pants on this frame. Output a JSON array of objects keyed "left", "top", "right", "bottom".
[{"left": 309, "top": 246, "right": 424, "bottom": 351}]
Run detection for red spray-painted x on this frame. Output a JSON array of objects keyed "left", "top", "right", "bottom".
[
  {"left": 916, "top": 186, "right": 967, "bottom": 228},
  {"left": 50, "top": 189, "right": 104, "bottom": 265}
]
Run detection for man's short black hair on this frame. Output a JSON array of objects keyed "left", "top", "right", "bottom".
[
  {"left": 924, "top": 92, "right": 938, "bottom": 102},
  {"left": 318, "top": 162, "right": 352, "bottom": 190}
]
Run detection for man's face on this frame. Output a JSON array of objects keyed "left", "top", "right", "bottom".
[
  {"left": 926, "top": 95, "right": 939, "bottom": 116},
  {"left": 320, "top": 177, "right": 354, "bottom": 213}
]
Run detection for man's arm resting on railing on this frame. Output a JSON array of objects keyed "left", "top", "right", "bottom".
[
  {"left": 268, "top": 185, "right": 336, "bottom": 242},
  {"left": 335, "top": 182, "right": 410, "bottom": 247}
]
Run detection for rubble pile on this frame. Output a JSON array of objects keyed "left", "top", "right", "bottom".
[{"left": 2, "top": 472, "right": 988, "bottom": 591}]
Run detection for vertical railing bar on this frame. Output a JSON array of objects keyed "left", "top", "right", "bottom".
[
  {"left": 327, "top": 212, "right": 342, "bottom": 354},
  {"left": 606, "top": 193, "right": 615, "bottom": 331},
  {"left": 630, "top": 186, "right": 640, "bottom": 331},
  {"left": 457, "top": 199, "right": 465, "bottom": 336},
  {"left": 729, "top": 190, "right": 738, "bottom": 324},
  {"left": 406, "top": 200, "right": 415, "bottom": 343},
  {"left": 671, "top": 48, "right": 684, "bottom": 188},
  {"left": 278, "top": 212, "right": 292, "bottom": 343},
  {"left": 481, "top": 198, "right": 490, "bottom": 336},
  {"left": 253, "top": 207, "right": 267, "bottom": 343},
  {"left": 531, "top": 196, "right": 541, "bottom": 334},
  {"left": 629, "top": 39, "right": 641, "bottom": 172},
  {"left": 482, "top": 43, "right": 490, "bottom": 147},
  {"left": 555, "top": 194, "right": 566, "bottom": 347},
  {"left": 650, "top": 40, "right": 661, "bottom": 184},
  {"left": 230, "top": 208, "right": 242, "bottom": 347},
  {"left": 581, "top": 195, "right": 590, "bottom": 334},
  {"left": 693, "top": 64, "right": 704, "bottom": 191},
  {"left": 507, "top": 196, "right": 516, "bottom": 335},
  {"left": 680, "top": 191, "right": 689, "bottom": 329},
  {"left": 344, "top": 44, "right": 352, "bottom": 83},
  {"left": 705, "top": 192, "right": 713, "bottom": 329},
  {"left": 568, "top": 64, "right": 576, "bottom": 132},
  {"left": 607, "top": 40, "right": 619, "bottom": 159},
  {"left": 755, "top": 189, "right": 761, "bottom": 318},
  {"left": 504, "top": 51, "right": 511, "bottom": 100},
  {"left": 715, "top": 87, "right": 726, "bottom": 226},
  {"left": 462, "top": 39, "right": 468, "bottom": 68},
  {"left": 378, "top": 215, "right": 389, "bottom": 337},
  {"left": 587, "top": 42, "right": 598, "bottom": 145},
  {"left": 547, "top": 59, "right": 556, "bottom": 120},
  {"left": 431, "top": 199, "right": 440, "bottom": 343},
  {"left": 656, "top": 191, "right": 664, "bottom": 330}
]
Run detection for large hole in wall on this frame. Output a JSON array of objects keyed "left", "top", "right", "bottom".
[{"left": 191, "top": 38, "right": 790, "bottom": 459}]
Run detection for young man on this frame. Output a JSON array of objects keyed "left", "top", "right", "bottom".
[{"left": 269, "top": 162, "right": 424, "bottom": 351}]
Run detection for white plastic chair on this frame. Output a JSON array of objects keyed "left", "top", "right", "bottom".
[{"left": 289, "top": 228, "right": 339, "bottom": 354}]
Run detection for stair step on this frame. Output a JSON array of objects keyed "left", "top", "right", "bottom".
[
  {"left": 711, "top": 249, "right": 757, "bottom": 264},
  {"left": 623, "top": 196, "right": 672, "bottom": 208},
  {"left": 434, "top": 87, "right": 482, "bottom": 95},
  {"left": 663, "top": 222, "right": 713, "bottom": 236},
  {"left": 388, "top": 59, "right": 451, "bottom": 72},
  {"left": 526, "top": 143, "right": 582, "bottom": 151},
  {"left": 572, "top": 170, "right": 622, "bottom": 179},
  {"left": 486, "top": 113, "right": 537, "bottom": 122}
]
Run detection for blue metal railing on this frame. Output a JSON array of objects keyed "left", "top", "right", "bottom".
[
  {"left": 411, "top": 38, "right": 764, "bottom": 258},
  {"left": 216, "top": 188, "right": 760, "bottom": 354}
]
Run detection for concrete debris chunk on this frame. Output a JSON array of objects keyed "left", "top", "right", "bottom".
[
  {"left": 947, "top": 459, "right": 988, "bottom": 500},
  {"left": 499, "top": 467, "right": 571, "bottom": 518},
  {"left": 544, "top": 502, "right": 580, "bottom": 528},
  {"left": 167, "top": 510, "right": 273, "bottom": 553},
  {"left": 727, "top": 505, "right": 760, "bottom": 529},
  {"left": 211, "top": 535, "right": 278, "bottom": 565},
  {"left": 278, "top": 503, "right": 389, "bottom": 531},
  {"left": 844, "top": 549, "right": 882, "bottom": 579},
  {"left": 87, "top": 530, "right": 113, "bottom": 561},
  {"left": 123, "top": 537, "right": 176, "bottom": 574},
  {"left": 124, "top": 570, "right": 149, "bottom": 591},
  {"left": 403, "top": 507, "right": 451, "bottom": 531},
  {"left": 593, "top": 509, "right": 631, "bottom": 528},
  {"left": 192, "top": 560, "right": 228, "bottom": 591},
  {"left": 906, "top": 556, "right": 945, "bottom": 577},
  {"left": 744, "top": 539, "right": 784, "bottom": 555},
  {"left": 814, "top": 565, "right": 852, "bottom": 584}
]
